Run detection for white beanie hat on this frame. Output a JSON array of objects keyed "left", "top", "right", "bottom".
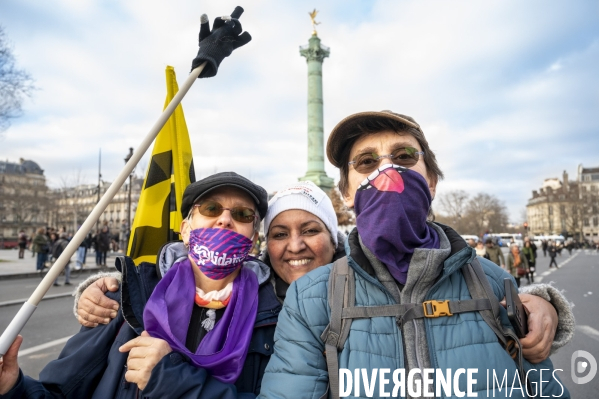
[{"left": 264, "top": 181, "right": 338, "bottom": 245}]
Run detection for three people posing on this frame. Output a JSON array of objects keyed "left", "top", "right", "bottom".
[
  {"left": 0, "top": 6, "right": 574, "bottom": 397},
  {"left": 72, "top": 112, "right": 571, "bottom": 398}
]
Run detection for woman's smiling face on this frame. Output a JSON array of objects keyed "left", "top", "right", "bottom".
[{"left": 266, "top": 209, "right": 336, "bottom": 284}]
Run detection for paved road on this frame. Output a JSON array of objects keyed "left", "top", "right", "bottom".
[
  {"left": 0, "top": 248, "right": 117, "bottom": 278},
  {"left": 0, "top": 249, "right": 597, "bottom": 396},
  {"left": 0, "top": 295, "right": 81, "bottom": 379},
  {"left": 535, "top": 250, "right": 599, "bottom": 399}
]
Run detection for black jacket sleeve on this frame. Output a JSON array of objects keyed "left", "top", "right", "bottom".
[
  {"left": 1, "top": 292, "right": 125, "bottom": 398},
  {"left": 142, "top": 352, "right": 255, "bottom": 399}
]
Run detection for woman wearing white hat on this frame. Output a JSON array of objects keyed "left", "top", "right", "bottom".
[{"left": 70, "top": 180, "right": 344, "bottom": 395}]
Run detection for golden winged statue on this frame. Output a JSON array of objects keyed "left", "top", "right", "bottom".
[{"left": 309, "top": 9, "right": 321, "bottom": 35}]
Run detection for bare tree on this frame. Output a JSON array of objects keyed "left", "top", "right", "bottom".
[
  {"left": 0, "top": 26, "right": 35, "bottom": 133},
  {"left": 519, "top": 208, "right": 527, "bottom": 224},
  {"left": 57, "top": 169, "right": 88, "bottom": 233},
  {"left": 466, "top": 193, "right": 508, "bottom": 235},
  {"left": 437, "top": 190, "right": 469, "bottom": 233}
]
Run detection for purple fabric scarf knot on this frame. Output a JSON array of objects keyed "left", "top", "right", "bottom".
[
  {"left": 144, "top": 258, "right": 258, "bottom": 383},
  {"left": 354, "top": 165, "right": 439, "bottom": 284}
]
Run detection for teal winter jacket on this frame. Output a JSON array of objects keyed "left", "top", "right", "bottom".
[{"left": 259, "top": 224, "right": 568, "bottom": 399}]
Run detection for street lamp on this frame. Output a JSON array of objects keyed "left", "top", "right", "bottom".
[{"left": 124, "top": 147, "right": 134, "bottom": 245}]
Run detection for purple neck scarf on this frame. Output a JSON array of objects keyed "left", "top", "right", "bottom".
[
  {"left": 354, "top": 165, "right": 439, "bottom": 284},
  {"left": 144, "top": 258, "right": 258, "bottom": 383}
]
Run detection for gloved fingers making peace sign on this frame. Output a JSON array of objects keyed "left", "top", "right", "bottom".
[{"left": 192, "top": 6, "right": 251, "bottom": 78}]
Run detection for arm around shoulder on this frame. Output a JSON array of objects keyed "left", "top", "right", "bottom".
[
  {"left": 519, "top": 283, "right": 575, "bottom": 353},
  {"left": 74, "top": 272, "right": 122, "bottom": 327}
]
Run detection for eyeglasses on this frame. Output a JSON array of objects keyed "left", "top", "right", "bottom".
[
  {"left": 193, "top": 201, "right": 257, "bottom": 224},
  {"left": 348, "top": 147, "right": 424, "bottom": 174}
]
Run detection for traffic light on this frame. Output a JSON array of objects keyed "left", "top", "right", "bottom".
[{"left": 523, "top": 222, "right": 528, "bottom": 231}]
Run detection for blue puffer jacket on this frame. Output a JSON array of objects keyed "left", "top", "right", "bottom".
[
  {"left": 2, "top": 255, "right": 280, "bottom": 399},
  {"left": 259, "top": 226, "right": 569, "bottom": 399}
]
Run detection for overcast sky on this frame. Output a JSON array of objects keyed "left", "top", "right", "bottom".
[{"left": 1, "top": 0, "right": 598, "bottom": 222}]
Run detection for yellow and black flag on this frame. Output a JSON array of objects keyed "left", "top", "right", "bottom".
[{"left": 127, "top": 66, "right": 195, "bottom": 265}]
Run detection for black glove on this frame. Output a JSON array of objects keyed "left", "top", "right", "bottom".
[{"left": 191, "top": 6, "right": 251, "bottom": 78}]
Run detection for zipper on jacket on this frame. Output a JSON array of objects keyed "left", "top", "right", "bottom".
[
  {"left": 409, "top": 250, "right": 434, "bottom": 372},
  {"left": 350, "top": 256, "right": 407, "bottom": 372},
  {"left": 422, "top": 251, "right": 474, "bottom": 370},
  {"left": 407, "top": 251, "right": 433, "bottom": 395}
]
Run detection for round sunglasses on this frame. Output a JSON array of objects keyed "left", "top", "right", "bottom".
[
  {"left": 193, "top": 201, "right": 257, "bottom": 224},
  {"left": 348, "top": 146, "right": 424, "bottom": 174}
]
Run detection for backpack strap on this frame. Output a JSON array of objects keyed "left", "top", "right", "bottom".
[
  {"left": 462, "top": 258, "right": 508, "bottom": 346},
  {"left": 321, "top": 256, "right": 354, "bottom": 399},
  {"left": 463, "top": 258, "right": 528, "bottom": 387},
  {"left": 341, "top": 298, "right": 492, "bottom": 324}
]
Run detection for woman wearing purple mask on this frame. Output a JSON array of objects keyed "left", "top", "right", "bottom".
[
  {"left": 69, "top": 180, "right": 345, "bottom": 397},
  {"left": 259, "top": 111, "right": 574, "bottom": 399},
  {"left": 0, "top": 172, "right": 271, "bottom": 398}
]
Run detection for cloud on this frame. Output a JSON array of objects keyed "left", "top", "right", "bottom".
[{"left": 1, "top": 0, "right": 598, "bottom": 224}]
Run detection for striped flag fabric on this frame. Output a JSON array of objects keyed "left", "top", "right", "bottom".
[{"left": 127, "top": 66, "right": 195, "bottom": 265}]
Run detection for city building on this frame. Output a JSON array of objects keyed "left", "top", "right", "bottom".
[
  {"left": 526, "top": 165, "right": 599, "bottom": 242},
  {"left": 578, "top": 165, "right": 599, "bottom": 242},
  {"left": 0, "top": 157, "right": 143, "bottom": 249},
  {"left": 0, "top": 159, "right": 49, "bottom": 247},
  {"left": 52, "top": 178, "right": 142, "bottom": 241}
]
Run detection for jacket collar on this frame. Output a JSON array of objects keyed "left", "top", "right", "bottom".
[{"left": 345, "top": 223, "right": 475, "bottom": 279}]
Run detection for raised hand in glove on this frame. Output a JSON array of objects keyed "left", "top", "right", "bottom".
[{"left": 191, "top": 6, "right": 251, "bottom": 78}]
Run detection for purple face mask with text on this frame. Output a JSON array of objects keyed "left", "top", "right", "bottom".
[
  {"left": 188, "top": 227, "right": 253, "bottom": 280},
  {"left": 354, "top": 164, "right": 439, "bottom": 284}
]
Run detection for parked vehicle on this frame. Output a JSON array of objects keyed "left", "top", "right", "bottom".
[
  {"left": 0, "top": 236, "right": 19, "bottom": 249},
  {"left": 460, "top": 234, "right": 479, "bottom": 244},
  {"left": 486, "top": 233, "right": 523, "bottom": 247}
]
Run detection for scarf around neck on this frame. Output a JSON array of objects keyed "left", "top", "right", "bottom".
[
  {"left": 144, "top": 258, "right": 258, "bottom": 383},
  {"left": 354, "top": 165, "right": 439, "bottom": 284},
  {"left": 512, "top": 250, "right": 522, "bottom": 267}
]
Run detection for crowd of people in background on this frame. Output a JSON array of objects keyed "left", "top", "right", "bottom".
[
  {"left": 467, "top": 232, "right": 597, "bottom": 288},
  {"left": 14, "top": 223, "right": 129, "bottom": 282}
]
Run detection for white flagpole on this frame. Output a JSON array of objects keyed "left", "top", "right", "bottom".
[{"left": 0, "top": 62, "right": 206, "bottom": 356}]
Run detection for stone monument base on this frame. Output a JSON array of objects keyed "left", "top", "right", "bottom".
[{"left": 298, "top": 172, "right": 335, "bottom": 192}]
